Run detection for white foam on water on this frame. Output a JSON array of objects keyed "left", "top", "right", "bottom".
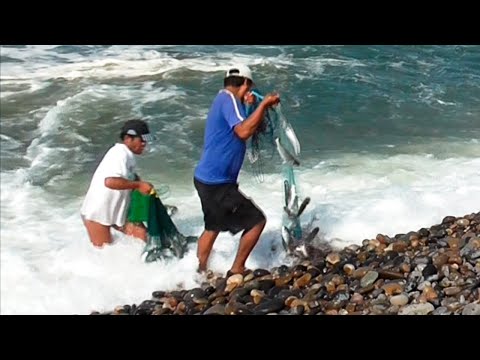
[
  {"left": 2, "top": 144, "right": 479, "bottom": 314},
  {"left": 2, "top": 45, "right": 479, "bottom": 315},
  {"left": 0, "top": 170, "right": 289, "bottom": 315},
  {"left": 1, "top": 45, "right": 297, "bottom": 85},
  {"left": 302, "top": 152, "right": 480, "bottom": 248}
]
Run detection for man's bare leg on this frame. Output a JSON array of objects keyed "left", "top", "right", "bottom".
[
  {"left": 83, "top": 219, "right": 112, "bottom": 247},
  {"left": 197, "top": 230, "right": 219, "bottom": 272},
  {"left": 229, "top": 220, "right": 266, "bottom": 274}
]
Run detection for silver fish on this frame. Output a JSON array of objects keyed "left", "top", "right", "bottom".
[
  {"left": 284, "top": 125, "right": 301, "bottom": 156},
  {"left": 275, "top": 138, "right": 300, "bottom": 166}
]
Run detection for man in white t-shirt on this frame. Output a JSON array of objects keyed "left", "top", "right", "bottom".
[{"left": 81, "top": 119, "right": 154, "bottom": 247}]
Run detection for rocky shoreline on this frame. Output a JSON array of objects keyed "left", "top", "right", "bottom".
[{"left": 92, "top": 212, "right": 480, "bottom": 315}]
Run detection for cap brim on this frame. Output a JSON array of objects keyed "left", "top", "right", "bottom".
[{"left": 141, "top": 134, "right": 156, "bottom": 142}]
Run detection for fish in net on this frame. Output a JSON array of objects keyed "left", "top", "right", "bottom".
[{"left": 245, "top": 91, "right": 319, "bottom": 253}]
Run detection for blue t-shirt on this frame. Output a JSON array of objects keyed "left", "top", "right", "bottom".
[{"left": 194, "top": 90, "right": 247, "bottom": 185}]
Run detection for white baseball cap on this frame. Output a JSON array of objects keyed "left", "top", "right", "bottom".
[{"left": 225, "top": 64, "right": 254, "bottom": 83}]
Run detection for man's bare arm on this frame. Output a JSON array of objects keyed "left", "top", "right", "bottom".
[{"left": 104, "top": 177, "right": 153, "bottom": 194}]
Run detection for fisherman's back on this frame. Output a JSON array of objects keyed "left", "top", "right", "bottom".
[{"left": 194, "top": 91, "right": 247, "bottom": 185}]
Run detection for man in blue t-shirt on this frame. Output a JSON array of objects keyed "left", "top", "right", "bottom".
[{"left": 194, "top": 64, "right": 280, "bottom": 276}]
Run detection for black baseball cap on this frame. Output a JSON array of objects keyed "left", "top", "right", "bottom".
[{"left": 120, "top": 119, "right": 155, "bottom": 142}]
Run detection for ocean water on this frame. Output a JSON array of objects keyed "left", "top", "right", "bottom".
[{"left": 1, "top": 45, "right": 479, "bottom": 314}]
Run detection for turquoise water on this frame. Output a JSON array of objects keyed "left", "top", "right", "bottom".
[{"left": 1, "top": 45, "right": 479, "bottom": 314}]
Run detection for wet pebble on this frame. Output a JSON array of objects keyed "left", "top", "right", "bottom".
[{"left": 98, "top": 211, "right": 480, "bottom": 316}]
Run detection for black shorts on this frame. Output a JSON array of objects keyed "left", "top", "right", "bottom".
[{"left": 194, "top": 178, "right": 266, "bottom": 235}]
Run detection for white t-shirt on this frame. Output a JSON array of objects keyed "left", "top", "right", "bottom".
[{"left": 81, "top": 143, "right": 137, "bottom": 226}]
